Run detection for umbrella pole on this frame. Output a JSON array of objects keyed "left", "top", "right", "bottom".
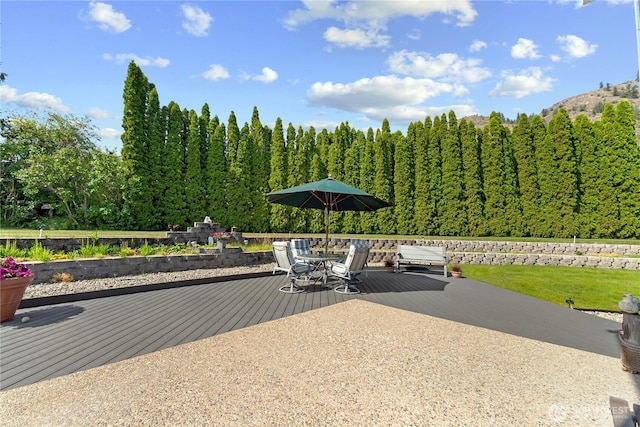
[{"left": 324, "top": 206, "right": 329, "bottom": 255}]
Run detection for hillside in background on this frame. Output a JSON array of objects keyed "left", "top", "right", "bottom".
[{"left": 465, "top": 79, "right": 640, "bottom": 139}]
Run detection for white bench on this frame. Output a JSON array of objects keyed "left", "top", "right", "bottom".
[{"left": 395, "top": 245, "right": 447, "bottom": 277}]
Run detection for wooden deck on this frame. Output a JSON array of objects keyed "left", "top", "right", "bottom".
[{"left": 0, "top": 269, "right": 623, "bottom": 391}]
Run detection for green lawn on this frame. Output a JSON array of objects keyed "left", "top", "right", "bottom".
[{"left": 462, "top": 264, "right": 639, "bottom": 311}]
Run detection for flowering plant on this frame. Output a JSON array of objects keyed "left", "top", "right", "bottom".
[
  {"left": 1, "top": 257, "right": 33, "bottom": 279},
  {"left": 213, "top": 231, "right": 231, "bottom": 241}
]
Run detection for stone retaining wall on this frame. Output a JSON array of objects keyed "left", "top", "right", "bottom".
[
  {"left": 26, "top": 249, "right": 273, "bottom": 284},
  {"left": 11, "top": 238, "right": 640, "bottom": 284}
]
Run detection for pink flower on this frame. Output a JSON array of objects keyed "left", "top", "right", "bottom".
[{"left": 1, "top": 257, "right": 33, "bottom": 279}]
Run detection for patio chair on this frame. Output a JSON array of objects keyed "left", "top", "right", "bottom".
[
  {"left": 291, "top": 238, "right": 312, "bottom": 260},
  {"left": 327, "top": 243, "right": 369, "bottom": 294},
  {"left": 272, "top": 241, "right": 311, "bottom": 294}
]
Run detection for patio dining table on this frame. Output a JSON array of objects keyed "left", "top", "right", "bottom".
[{"left": 296, "top": 253, "right": 343, "bottom": 289}]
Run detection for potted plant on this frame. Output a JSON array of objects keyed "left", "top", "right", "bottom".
[
  {"left": 449, "top": 263, "right": 463, "bottom": 278},
  {"left": 383, "top": 257, "right": 395, "bottom": 273},
  {"left": 1, "top": 257, "right": 35, "bottom": 322},
  {"left": 213, "top": 231, "right": 231, "bottom": 250}
]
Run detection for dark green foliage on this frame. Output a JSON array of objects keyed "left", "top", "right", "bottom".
[
  {"left": 536, "top": 109, "right": 578, "bottom": 237},
  {"left": 359, "top": 128, "right": 377, "bottom": 234},
  {"left": 374, "top": 119, "right": 395, "bottom": 234},
  {"left": 439, "top": 111, "right": 467, "bottom": 236},
  {"left": 481, "top": 113, "right": 512, "bottom": 236},
  {"left": 511, "top": 114, "right": 540, "bottom": 236},
  {"left": 459, "top": 119, "right": 485, "bottom": 236},
  {"left": 161, "top": 102, "right": 187, "bottom": 228},
  {"left": 424, "top": 116, "right": 443, "bottom": 235},
  {"left": 121, "top": 61, "right": 152, "bottom": 230},
  {"left": 145, "top": 87, "right": 164, "bottom": 230},
  {"left": 205, "top": 122, "right": 227, "bottom": 227},
  {"left": 342, "top": 130, "right": 364, "bottom": 233},
  {"left": 184, "top": 110, "right": 206, "bottom": 222},
  {"left": 393, "top": 127, "right": 414, "bottom": 235},
  {"left": 608, "top": 102, "right": 640, "bottom": 237},
  {"left": 268, "top": 118, "right": 290, "bottom": 232},
  {"left": 575, "top": 115, "right": 617, "bottom": 237},
  {"left": 413, "top": 118, "right": 430, "bottom": 235},
  {"left": 13, "top": 62, "right": 640, "bottom": 238}
]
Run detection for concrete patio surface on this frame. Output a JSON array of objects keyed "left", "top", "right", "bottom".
[{"left": 1, "top": 299, "right": 638, "bottom": 426}]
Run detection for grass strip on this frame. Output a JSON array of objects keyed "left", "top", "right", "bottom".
[{"left": 462, "top": 264, "right": 639, "bottom": 311}]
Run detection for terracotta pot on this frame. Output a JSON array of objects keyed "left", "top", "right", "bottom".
[
  {"left": 0, "top": 274, "right": 34, "bottom": 322},
  {"left": 451, "top": 271, "right": 462, "bottom": 278}
]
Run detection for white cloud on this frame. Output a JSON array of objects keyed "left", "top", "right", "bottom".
[
  {"left": 86, "top": 107, "right": 112, "bottom": 120},
  {"left": 0, "top": 85, "right": 70, "bottom": 113},
  {"left": 489, "top": 67, "right": 555, "bottom": 98},
  {"left": 284, "top": 1, "right": 477, "bottom": 50},
  {"left": 469, "top": 40, "right": 487, "bottom": 52},
  {"left": 181, "top": 4, "right": 212, "bottom": 37},
  {"left": 240, "top": 67, "right": 279, "bottom": 83},
  {"left": 98, "top": 127, "right": 121, "bottom": 139},
  {"left": 102, "top": 53, "right": 170, "bottom": 68},
  {"left": 556, "top": 34, "right": 597, "bottom": 58},
  {"left": 201, "top": 64, "right": 230, "bottom": 80},
  {"left": 87, "top": 2, "right": 131, "bottom": 33},
  {"left": 324, "top": 27, "right": 390, "bottom": 48},
  {"left": 254, "top": 67, "right": 278, "bottom": 83},
  {"left": 387, "top": 50, "right": 491, "bottom": 84},
  {"left": 307, "top": 75, "right": 456, "bottom": 114},
  {"left": 407, "top": 29, "right": 421, "bottom": 41},
  {"left": 511, "top": 38, "right": 541, "bottom": 59},
  {"left": 285, "top": 0, "right": 477, "bottom": 29}
]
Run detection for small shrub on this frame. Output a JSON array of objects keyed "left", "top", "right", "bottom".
[
  {"left": 119, "top": 245, "right": 136, "bottom": 257},
  {"left": 50, "top": 272, "right": 74, "bottom": 283},
  {"left": 28, "top": 240, "right": 53, "bottom": 262},
  {"left": 449, "top": 262, "right": 462, "bottom": 272},
  {"left": 0, "top": 241, "right": 27, "bottom": 259},
  {"left": 137, "top": 241, "right": 155, "bottom": 256}
]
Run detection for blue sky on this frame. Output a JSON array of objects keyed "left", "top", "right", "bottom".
[{"left": 1, "top": 0, "right": 637, "bottom": 151}]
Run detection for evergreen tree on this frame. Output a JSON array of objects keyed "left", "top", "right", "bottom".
[
  {"left": 286, "top": 124, "right": 308, "bottom": 232},
  {"left": 394, "top": 125, "right": 415, "bottom": 235},
  {"left": 501, "top": 125, "right": 524, "bottom": 236},
  {"left": 439, "top": 111, "right": 466, "bottom": 236},
  {"left": 227, "top": 123, "right": 255, "bottom": 231},
  {"left": 199, "top": 103, "right": 210, "bottom": 175},
  {"left": 145, "top": 85, "right": 164, "bottom": 230},
  {"left": 342, "top": 129, "right": 363, "bottom": 233},
  {"left": 536, "top": 109, "right": 578, "bottom": 237},
  {"left": 528, "top": 115, "right": 548, "bottom": 236},
  {"left": 268, "top": 118, "right": 290, "bottom": 232},
  {"left": 424, "top": 116, "right": 443, "bottom": 235},
  {"left": 609, "top": 101, "right": 640, "bottom": 237},
  {"left": 459, "top": 119, "right": 485, "bottom": 236},
  {"left": 249, "top": 107, "right": 270, "bottom": 232},
  {"left": 226, "top": 111, "right": 240, "bottom": 171},
  {"left": 161, "top": 101, "right": 187, "bottom": 227},
  {"left": 575, "top": 115, "right": 617, "bottom": 237},
  {"left": 184, "top": 110, "right": 206, "bottom": 222},
  {"left": 481, "top": 113, "right": 511, "bottom": 236},
  {"left": 511, "top": 114, "right": 540, "bottom": 236},
  {"left": 359, "top": 128, "right": 377, "bottom": 233},
  {"left": 205, "top": 121, "right": 227, "bottom": 227},
  {"left": 374, "top": 119, "right": 395, "bottom": 234},
  {"left": 121, "top": 61, "right": 151, "bottom": 229},
  {"left": 414, "top": 117, "right": 431, "bottom": 235}
]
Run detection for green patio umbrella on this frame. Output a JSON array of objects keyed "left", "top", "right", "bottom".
[{"left": 266, "top": 177, "right": 393, "bottom": 253}]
